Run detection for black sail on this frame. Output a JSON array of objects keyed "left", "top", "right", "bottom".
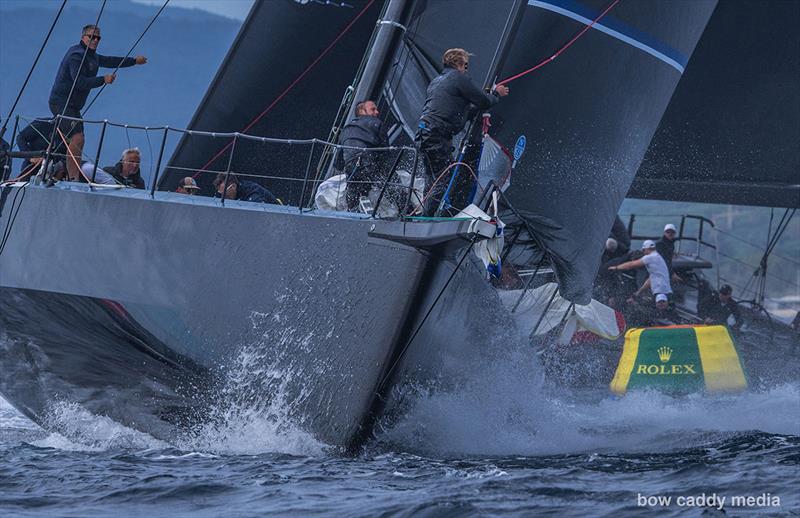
[
  {"left": 163, "top": 0, "right": 382, "bottom": 199},
  {"left": 486, "top": 0, "right": 717, "bottom": 303},
  {"left": 631, "top": 0, "right": 800, "bottom": 209},
  {"left": 378, "top": 0, "right": 524, "bottom": 138}
]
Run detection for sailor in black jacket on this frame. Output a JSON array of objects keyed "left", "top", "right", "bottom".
[
  {"left": 49, "top": 24, "right": 146, "bottom": 180},
  {"left": 416, "top": 48, "right": 508, "bottom": 212},
  {"left": 214, "top": 173, "right": 280, "bottom": 205},
  {"left": 656, "top": 223, "right": 678, "bottom": 272},
  {"left": 102, "top": 148, "right": 145, "bottom": 189},
  {"left": 340, "top": 100, "right": 388, "bottom": 211}
]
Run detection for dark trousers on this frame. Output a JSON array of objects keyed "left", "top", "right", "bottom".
[
  {"left": 345, "top": 155, "right": 384, "bottom": 212},
  {"left": 48, "top": 103, "right": 83, "bottom": 147},
  {"left": 415, "top": 127, "right": 454, "bottom": 214}
]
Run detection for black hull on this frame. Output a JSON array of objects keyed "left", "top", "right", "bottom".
[{"left": 0, "top": 287, "right": 211, "bottom": 440}]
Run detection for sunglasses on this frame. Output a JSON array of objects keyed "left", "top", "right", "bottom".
[{"left": 84, "top": 34, "right": 101, "bottom": 42}]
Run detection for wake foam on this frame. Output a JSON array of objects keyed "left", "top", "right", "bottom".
[
  {"left": 379, "top": 341, "right": 800, "bottom": 456},
  {"left": 37, "top": 401, "right": 167, "bottom": 451},
  {"left": 177, "top": 314, "right": 327, "bottom": 457}
]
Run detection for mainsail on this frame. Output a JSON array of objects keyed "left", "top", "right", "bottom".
[
  {"left": 163, "top": 0, "right": 382, "bottom": 198},
  {"left": 631, "top": 0, "right": 800, "bottom": 209}
]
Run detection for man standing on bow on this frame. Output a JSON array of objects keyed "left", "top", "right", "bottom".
[
  {"left": 416, "top": 48, "right": 509, "bottom": 213},
  {"left": 48, "top": 24, "right": 147, "bottom": 181}
]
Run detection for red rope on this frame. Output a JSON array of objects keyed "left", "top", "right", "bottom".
[
  {"left": 497, "top": 0, "right": 621, "bottom": 86},
  {"left": 192, "top": 0, "right": 377, "bottom": 179}
]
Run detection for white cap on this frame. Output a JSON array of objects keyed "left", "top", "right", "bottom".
[
  {"left": 605, "top": 238, "right": 618, "bottom": 252},
  {"left": 641, "top": 239, "right": 656, "bottom": 250},
  {"left": 664, "top": 223, "right": 677, "bottom": 232},
  {"left": 655, "top": 293, "right": 668, "bottom": 303}
]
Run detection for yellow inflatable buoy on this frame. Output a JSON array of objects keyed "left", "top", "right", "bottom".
[{"left": 610, "top": 325, "right": 747, "bottom": 395}]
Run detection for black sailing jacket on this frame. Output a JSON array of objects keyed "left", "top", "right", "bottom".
[
  {"left": 340, "top": 115, "right": 388, "bottom": 166},
  {"left": 418, "top": 67, "right": 499, "bottom": 136}
]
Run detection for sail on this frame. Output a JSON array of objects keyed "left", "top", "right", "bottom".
[
  {"left": 163, "top": 0, "right": 382, "bottom": 198},
  {"left": 485, "top": 0, "right": 717, "bottom": 304},
  {"left": 630, "top": 0, "right": 800, "bottom": 209},
  {"left": 378, "top": 0, "right": 524, "bottom": 138}
]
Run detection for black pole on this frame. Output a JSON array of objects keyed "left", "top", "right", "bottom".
[
  {"left": 220, "top": 135, "right": 238, "bottom": 207},
  {"left": 41, "top": 115, "right": 61, "bottom": 184},
  {"left": 299, "top": 140, "right": 317, "bottom": 212},
  {"left": 91, "top": 120, "right": 108, "bottom": 184},
  {"left": 150, "top": 127, "right": 169, "bottom": 197}
]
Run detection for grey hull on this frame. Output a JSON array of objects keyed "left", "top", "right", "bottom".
[{"left": 0, "top": 183, "right": 499, "bottom": 449}]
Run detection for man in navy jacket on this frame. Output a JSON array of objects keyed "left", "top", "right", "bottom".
[{"left": 49, "top": 24, "right": 147, "bottom": 180}]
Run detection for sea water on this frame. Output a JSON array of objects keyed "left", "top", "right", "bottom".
[{"left": 1, "top": 344, "right": 798, "bottom": 516}]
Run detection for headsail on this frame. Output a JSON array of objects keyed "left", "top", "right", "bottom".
[
  {"left": 163, "top": 0, "right": 382, "bottom": 198},
  {"left": 631, "top": 0, "right": 800, "bottom": 209},
  {"left": 487, "top": 0, "right": 717, "bottom": 304}
]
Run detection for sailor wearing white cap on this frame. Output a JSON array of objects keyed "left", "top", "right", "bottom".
[
  {"left": 657, "top": 223, "right": 678, "bottom": 272},
  {"left": 608, "top": 239, "right": 672, "bottom": 305}
]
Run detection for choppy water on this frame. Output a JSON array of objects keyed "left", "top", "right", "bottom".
[{"left": 2, "top": 373, "right": 798, "bottom": 516}]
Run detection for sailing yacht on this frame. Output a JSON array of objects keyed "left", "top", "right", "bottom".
[{"left": 0, "top": 0, "right": 720, "bottom": 451}]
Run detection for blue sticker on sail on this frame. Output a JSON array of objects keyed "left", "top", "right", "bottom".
[{"left": 513, "top": 135, "right": 526, "bottom": 161}]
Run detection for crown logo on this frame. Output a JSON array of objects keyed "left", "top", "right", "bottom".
[{"left": 658, "top": 346, "right": 673, "bottom": 363}]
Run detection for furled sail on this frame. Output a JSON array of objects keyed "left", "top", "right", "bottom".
[
  {"left": 486, "top": 0, "right": 717, "bottom": 304},
  {"left": 163, "top": 0, "right": 382, "bottom": 199},
  {"left": 630, "top": 0, "right": 800, "bottom": 209}
]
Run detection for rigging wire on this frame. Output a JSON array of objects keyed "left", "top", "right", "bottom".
[
  {"left": 717, "top": 250, "right": 799, "bottom": 290},
  {"left": 497, "top": 0, "right": 621, "bottom": 86},
  {"left": 0, "top": 0, "right": 68, "bottom": 140},
  {"left": 714, "top": 227, "right": 800, "bottom": 267},
  {"left": 374, "top": 237, "right": 478, "bottom": 396},
  {"left": 190, "top": 0, "right": 378, "bottom": 181},
  {"left": 82, "top": 0, "right": 170, "bottom": 116}
]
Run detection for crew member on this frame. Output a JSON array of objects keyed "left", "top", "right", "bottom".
[
  {"left": 609, "top": 239, "right": 672, "bottom": 305},
  {"left": 16, "top": 118, "right": 55, "bottom": 175},
  {"left": 103, "top": 148, "right": 145, "bottom": 189},
  {"left": 176, "top": 176, "right": 200, "bottom": 195},
  {"left": 698, "top": 283, "right": 741, "bottom": 328},
  {"left": 416, "top": 48, "right": 509, "bottom": 212},
  {"left": 340, "top": 100, "right": 388, "bottom": 211},
  {"left": 656, "top": 223, "right": 678, "bottom": 273},
  {"left": 49, "top": 24, "right": 147, "bottom": 180},
  {"left": 213, "top": 173, "right": 280, "bottom": 205}
]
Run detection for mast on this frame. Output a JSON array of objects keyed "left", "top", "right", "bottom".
[
  {"left": 347, "top": 0, "right": 408, "bottom": 120},
  {"left": 481, "top": 0, "right": 527, "bottom": 89},
  {"left": 317, "top": 0, "right": 407, "bottom": 181}
]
